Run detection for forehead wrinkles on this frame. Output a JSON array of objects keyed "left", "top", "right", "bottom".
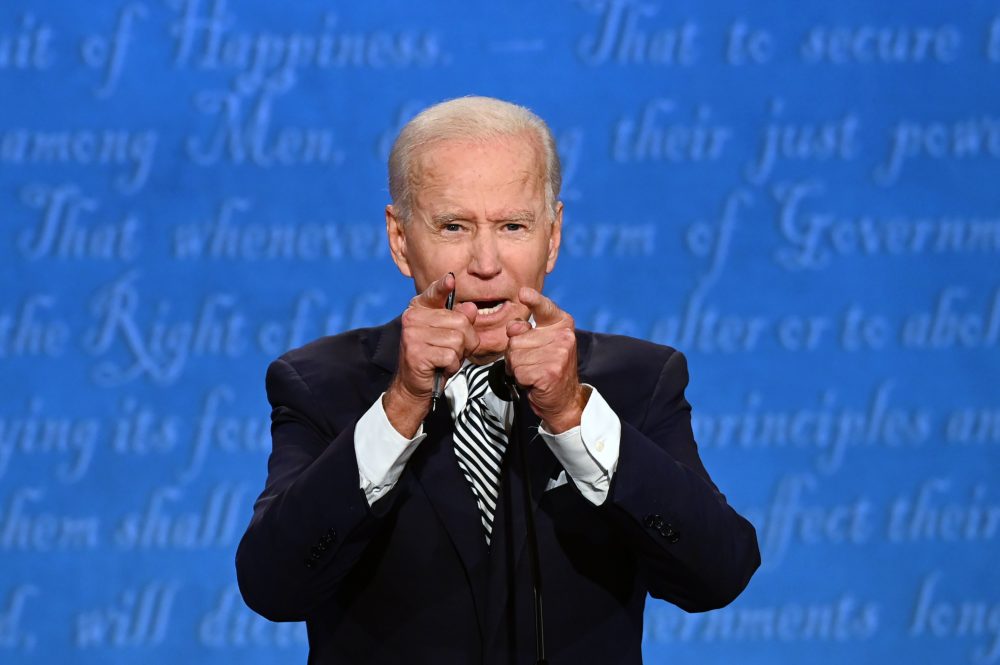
[{"left": 410, "top": 136, "right": 546, "bottom": 207}]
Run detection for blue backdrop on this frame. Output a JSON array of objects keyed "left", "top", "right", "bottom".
[{"left": 2, "top": 1, "right": 999, "bottom": 663}]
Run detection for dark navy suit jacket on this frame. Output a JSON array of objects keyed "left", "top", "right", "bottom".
[{"left": 236, "top": 318, "right": 760, "bottom": 664}]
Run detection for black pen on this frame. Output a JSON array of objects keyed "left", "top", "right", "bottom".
[{"left": 431, "top": 279, "right": 456, "bottom": 413}]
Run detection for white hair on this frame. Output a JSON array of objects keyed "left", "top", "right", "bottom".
[{"left": 388, "top": 96, "right": 562, "bottom": 222}]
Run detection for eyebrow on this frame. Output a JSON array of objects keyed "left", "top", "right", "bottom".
[
  {"left": 431, "top": 212, "right": 466, "bottom": 225},
  {"left": 430, "top": 210, "right": 537, "bottom": 225},
  {"left": 492, "top": 210, "right": 536, "bottom": 224}
]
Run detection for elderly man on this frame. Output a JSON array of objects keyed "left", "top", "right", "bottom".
[{"left": 236, "top": 96, "right": 759, "bottom": 664}]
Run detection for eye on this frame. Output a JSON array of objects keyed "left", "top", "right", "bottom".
[
  {"left": 504, "top": 222, "right": 525, "bottom": 232},
  {"left": 443, "top": 223, "right": 463, "bottom": 232}
]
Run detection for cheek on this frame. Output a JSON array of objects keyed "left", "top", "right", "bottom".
[
  {"left": 528, "top": 256, "right": 551, "bottom": 286},
  {"left": 409, "top": 240, "right": 460, "bottom": 283},
  {"left": 503, "top": 246, "right": 550, "bottom": 283}
]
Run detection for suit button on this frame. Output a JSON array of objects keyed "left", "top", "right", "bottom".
[
  {"left": 644, "top": 514, "right": 664, "bottom": 530},
  {"left": 327, "top": 529, "right": 337, "bottom": 540},
  {"left": 304, "top": 558, "right": 315, "bottom": 569},
  {"left": 659, "top": 524, "right": 680, "bottom": 543}
]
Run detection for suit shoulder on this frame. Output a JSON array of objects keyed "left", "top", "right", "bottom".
[
  {"left": 269, "top": 320, "right": 396, "bottom": 393},
  {"left": 577, "top": 330, "right": 686, "bottom": 424},
  {"left": 578, "top": 328, "right": 680, "bottom": 372},
  {"left": 278, "top": 318, "right": 395, "bottom": 369}
]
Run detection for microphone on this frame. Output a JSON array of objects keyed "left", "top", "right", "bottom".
[
  {"left": 487, "top": 359, "right": 519, "bottom": 402},
  {"left": 488, "top": 359, "right": 546, "bottom": 665}
]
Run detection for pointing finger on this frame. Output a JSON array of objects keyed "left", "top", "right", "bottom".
[{"left": 518, "top": 287, "right": 563, "bottom": 327}]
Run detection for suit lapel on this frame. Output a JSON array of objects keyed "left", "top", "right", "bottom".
[
  {"left": 409, "top": 405, "right": 491, "bottom": 636},
  {"left": 370, "top": 320, "right": 490, "bottom": 637}
]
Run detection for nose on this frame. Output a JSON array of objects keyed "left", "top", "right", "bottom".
[{"left": 467, "top": 229, "right": 502, "bottom": 279}]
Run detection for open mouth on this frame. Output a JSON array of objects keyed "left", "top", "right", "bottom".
[{"left": 470, "top": 299, "right": 505, "bottom": 316}]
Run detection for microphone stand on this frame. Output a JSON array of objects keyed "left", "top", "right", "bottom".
[{"left": 489, "top": 361, "right": 547, "bottom": 665}]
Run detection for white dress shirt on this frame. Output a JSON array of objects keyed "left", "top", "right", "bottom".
[{"left": 354, "top": 365, "right": 622, "bottom": 506}]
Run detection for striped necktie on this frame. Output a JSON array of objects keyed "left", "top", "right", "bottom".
[{"left": 453, "top": 362, "right": 508, "bottom": 545}]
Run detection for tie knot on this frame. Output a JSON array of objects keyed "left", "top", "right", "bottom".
[{"left": 463, "top": 362, "right": 493, "bottom": 401}]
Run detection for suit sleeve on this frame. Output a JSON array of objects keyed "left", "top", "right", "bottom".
[
  {"left": 235, "top": 357, "right": 400, "bottom": 622},
  {"left": 603, "top": 349, "right": 760, "bottom": 612}
]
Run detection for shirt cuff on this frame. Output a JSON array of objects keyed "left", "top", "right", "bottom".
[
  {"left": 537, "top": 384, "right": 621, "bottom": 505},
  {"left": 355, "top": 392, "right": 427, "bottom": 505}
]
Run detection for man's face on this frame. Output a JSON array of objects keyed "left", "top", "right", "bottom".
[{"left": 386, "top": 133, "right": 563, "bottom": 361}]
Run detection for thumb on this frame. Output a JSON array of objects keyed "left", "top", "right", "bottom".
[{"left": 506, "top": 318, "right": 531, "bottom": 339}]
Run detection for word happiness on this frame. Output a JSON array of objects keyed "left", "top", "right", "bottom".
[{"left": 169, "top": 0, "right": 446, "bottom": 88}]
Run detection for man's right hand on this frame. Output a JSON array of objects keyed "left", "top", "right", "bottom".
[{"left": 383, "top": 273, "right": 479, "bottom": 438}]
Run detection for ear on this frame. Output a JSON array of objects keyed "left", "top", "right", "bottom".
[
  {"left": 386, "top": 204, "right": 412, "bottom": 277},
  {"left": 545, "top": 201, "right": 563, "bottom": 274}
]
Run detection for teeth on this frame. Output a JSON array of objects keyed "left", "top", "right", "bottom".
[{"left": 477, "top": 301, "right": 504, "bottom": 315}]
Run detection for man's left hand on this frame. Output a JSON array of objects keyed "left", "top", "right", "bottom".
[{"left": 505, "top": 287, "right": 590, "bottom": 434}]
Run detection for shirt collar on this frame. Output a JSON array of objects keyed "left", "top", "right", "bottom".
[{"left": 445, "top": 360, "right": 509, "bottom": 424}]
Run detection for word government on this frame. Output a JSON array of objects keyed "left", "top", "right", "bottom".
[
  {"left": 774, "top": 181, "right": 1000, "bottom": 270},
  {"left": 169, "top": 0, "right": 444, "bottom": 89}
]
